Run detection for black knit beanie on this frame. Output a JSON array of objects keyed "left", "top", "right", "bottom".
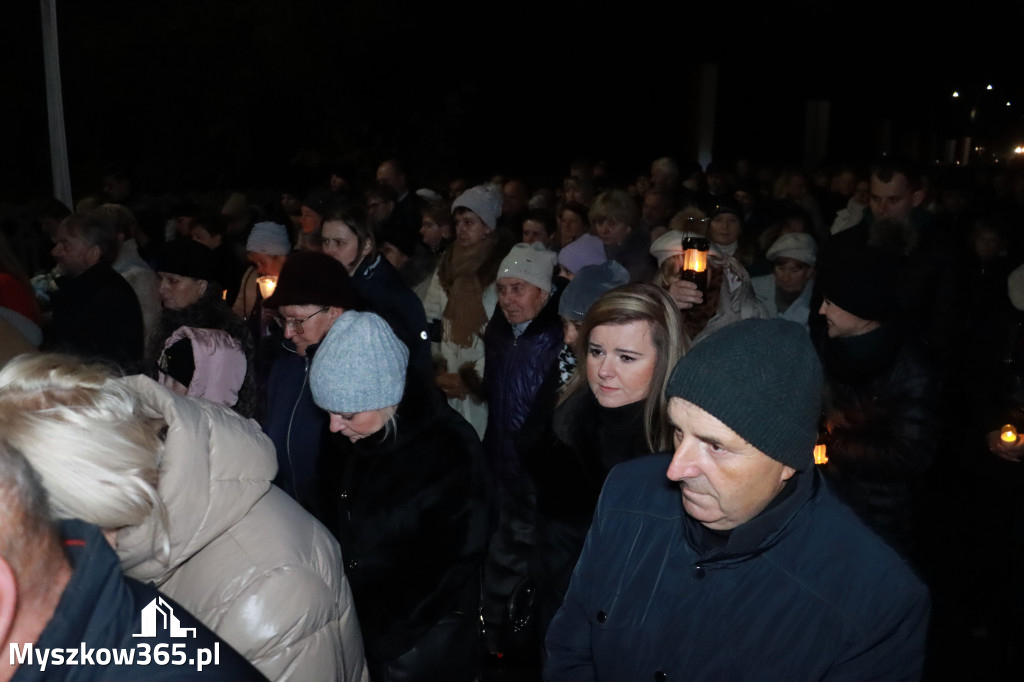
[
  {"left": 666, "top": 318, "right": 822, "bottom": 470},
  {"left": 818, "top": 246, "right": 897, "bottom": 322},
  {"left": 263, "top": 250, "right": 361, "bottom": 310},
  {"left": 158, "top": 239, "right": 217, "bottom": 282}
]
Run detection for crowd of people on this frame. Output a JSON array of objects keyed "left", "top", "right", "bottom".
[{"left": 2, "top": 153, "right": 1024, "bottom": 680}]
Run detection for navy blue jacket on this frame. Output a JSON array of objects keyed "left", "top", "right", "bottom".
[
  {"left": 546, "top": 456, "right": 929, "bottom": 682},
  {"left": 262, "top": 341, "right": 330, "bottom": 522},
  {"left": 13, "top": 520, "right": 263, "bottom": 681},
  {"left": 351, "top": 254, "right": 432, "bottom": 381},
  {"left": 482, "top": 292, "right": 563, "bottom": 491}
]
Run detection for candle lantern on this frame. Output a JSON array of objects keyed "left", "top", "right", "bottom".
[
  {"left": 678, "top": 236, "right": 710, "bottom": 294},
  {"left": 1000, "top": 424, "right": 1018, "bottom": 444},
  {"left": 256, "top": 275, "right": 278, "bottom": 299}
]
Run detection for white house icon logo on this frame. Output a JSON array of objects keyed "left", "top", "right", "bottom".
[{"left": 132, "top": 597, "right": 197, "bottom": 638}]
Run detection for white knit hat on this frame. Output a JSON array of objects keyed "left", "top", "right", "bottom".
[
  {"left": 765, "top": 232, "right": 817, "bottom": 266},
  {"left": 497, "top": 242, "right": 558, "bottom": 292}
]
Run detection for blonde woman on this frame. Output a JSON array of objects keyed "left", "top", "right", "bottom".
[{"left": 0, "top": 354, "right": 368, "bottom": 682}]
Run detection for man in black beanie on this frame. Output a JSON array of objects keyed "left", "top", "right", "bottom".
[{"left": 545, "top": 318, "right": 929, "bottom": 682}]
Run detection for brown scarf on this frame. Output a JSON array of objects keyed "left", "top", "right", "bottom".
[{"left": 438, "top": 233, "right": 502, "bottom": 348}]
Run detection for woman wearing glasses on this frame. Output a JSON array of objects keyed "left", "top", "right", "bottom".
[{"left": 262, "top": 250, "right": 363, "bottom": 519}]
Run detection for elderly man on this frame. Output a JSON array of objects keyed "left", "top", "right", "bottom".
[
  {"left": 45, "top": 213, "right": 144, "bottom": 369},
  {"left": 751, "top": 232, "right": 817, "bottom": 329},
  {"left": 480, "top": 241, "right": 561, "bottom": 657},
  {"left": 0, "top": 440, "right": 261, "bottom": 681},
  {"left": 483, "top": 241, "right": 562, "bottom": 490},
  {"left": 546, "top": 318, "right": 929, "bottom": 681}
]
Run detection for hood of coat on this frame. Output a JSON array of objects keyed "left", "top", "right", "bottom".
[{"left": 115, "top": 374, "right": 276, "bottom": 584}]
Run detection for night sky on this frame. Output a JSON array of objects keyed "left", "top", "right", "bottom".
[{"left": 3, "top": 1, "right": 1022, "bottom": 201}]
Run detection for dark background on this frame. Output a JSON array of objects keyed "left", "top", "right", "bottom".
[{"left": 3, "top": 1, "right": 1022, "bottom": 200}]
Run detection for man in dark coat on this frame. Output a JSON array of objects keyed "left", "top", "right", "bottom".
[
  {"left": 813, "top": 158, "right": 962, "bottom": 365},
  {"left": 45, "top": 213, "right": 144, "bottom": 369},
  {"left": 816, "top": 247, "right": 940, "bottom": 554},
  {"left": 546, "top": 319, "right": 929, "bottom": 681},
  {"left": 1, "top": 441, "right": 262, "bottom": 681}
]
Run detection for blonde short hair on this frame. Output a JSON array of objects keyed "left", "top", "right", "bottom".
[{"left": 0, "top": 354, "right": 169, "bottom": 558}]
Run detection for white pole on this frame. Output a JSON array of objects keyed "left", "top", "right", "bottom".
[{"left": 40, "top": 0, "right": 72, "bottom": 207}]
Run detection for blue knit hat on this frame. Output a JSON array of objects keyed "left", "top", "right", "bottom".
[
  {"left": 246, "top": 221, "right": 291, "bottom": 256},
  {"left": 665, "top": 318, "right": 822, "bottom": 470},
  {"left": 310, "top": 311, "right": 408, "bottom": 413},
  {"left": 558, "top": 260, "right": 629, "bottom": 322}
]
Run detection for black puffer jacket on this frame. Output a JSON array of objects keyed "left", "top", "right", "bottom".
[
  {"left": 325, "top": 373, "right": 491, "bottom": 680},
  {"left": 482, "top": 291, "right": 563, "bottom": 491},
  {"left": 818, "top": 323, "right": 940, "bottom": 551}
]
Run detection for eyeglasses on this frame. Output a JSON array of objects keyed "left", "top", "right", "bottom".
[{"left": 274, "top": 306, "right": 329, "bottom": 334}]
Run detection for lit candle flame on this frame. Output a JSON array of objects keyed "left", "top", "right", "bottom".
[
  {"left": 813, "top": 444, "right": 828, "bottom": 465},
  {"left": 256, "top": 275, "right": 278, "bottom": 299},
  {"left": 1000, "top": 424, "right": 1018, "bottom": 443},
  {"left": 683, "top": 249, "right": 707, "bottom": 273}
]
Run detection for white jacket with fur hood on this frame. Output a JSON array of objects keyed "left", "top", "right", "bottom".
[{"left": 115, "top": 375, "right": 368, "bottom": 682}]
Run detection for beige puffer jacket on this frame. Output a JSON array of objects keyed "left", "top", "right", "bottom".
[{"left": 116, "top": 376, "right": 368, "bottom": 682}]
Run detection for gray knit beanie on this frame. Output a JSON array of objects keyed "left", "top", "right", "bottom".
[
  {"left": 497, "top": 242, "right": 558, "bottom": 292},
  {"left": 665, "top": 318, "right": 822, "bottom": 470},
  {"left": 310, "top": 311, "right": 408, "bottom": 413},
  {"left": 558, "top": 260, "right": 629, "bottom": 322},
  {"left": 246, "top": 221, "right": 291, "bottom": 255},
  {"left": 451, "top": 184, "right": 503, "bottom": 229}
]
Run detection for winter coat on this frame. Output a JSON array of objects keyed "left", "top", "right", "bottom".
[
  {"left": 115, "top": 376, "right": 368, "bottom": 682},
  {"left": 325, "top": 376, "right": 490, "bottom": 680},
  {"left": 350, "top": 254, "right": 432, "bottom": 382},
  {"left": 157, "top": 326, "right": 247, "bottom": 408},
  {"left": 818, "top": 323, "right": 940, "bottom": 551},
  {"left": 482, "top": 291, "right": 564, "bottom": 491},
  {"left": 527, "top": 391, "right": 651, "bottom": 641},
  {"left": 421, "top": 266, "right": 498, "bottom": 439},
  {"left": 751, "top": 273, "right": 813, "bottom": 330},
  {"left": 262, "top": 341, "right": 331, "bottom": 520},
  {"left": 604, "top": 228, "right": 656, "bottom": 283},
  {"left": 113, "top": 238, "right": 161, "bottom": 343},
  {"left": 13, "top": 520, "right": 264, "bottom": 682},
  {"left": 546, "top": 455, "right": 929, "bottom": 682},
  {"left": 46, "top": 262, "right": 144, "bottom": 370}
]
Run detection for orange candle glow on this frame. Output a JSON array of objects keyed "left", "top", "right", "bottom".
[
  {"left": 256, "top": 275, "right": 278, "bottom": 299},
  {"left": 813, "top": 444, "right": 828, "bottom": 465},
  {"left": 1000, "top": 424, "right": 1018, "bottom": 444},
  {"left": 682, "top": 249, "right": 707, "bottom": 273}
]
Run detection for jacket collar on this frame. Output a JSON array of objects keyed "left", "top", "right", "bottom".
[{"left": 683, "top": 466, "right": 819, "bottom": 563}]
